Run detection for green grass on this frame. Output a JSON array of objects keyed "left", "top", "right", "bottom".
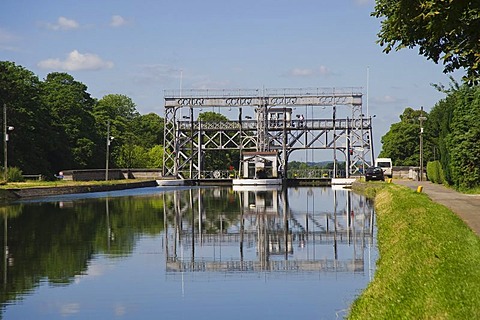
[
  {"left": 459, "top": 185, "right": 480, "bottom": 194},
  {"left": 0, "top": 179, "right": 146, "bottom": 189},
  {"left": 348, "top": 184, "right": 480, "bottom": 319}
]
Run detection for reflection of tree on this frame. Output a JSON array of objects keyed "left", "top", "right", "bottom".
[
  {"left": 163, "top": 188, "right": 241, "bottom": 234},
  {"left": 0, "top": 196, "right": 165, "bottom": 309}
]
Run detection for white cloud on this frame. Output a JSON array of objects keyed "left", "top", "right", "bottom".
[
  {"left": 46, "top": 16, "right": 80, "bottom": 31},
  {"left": 318, "top": 65, "right": 330, "bottom": 76},
  {"left": 286, "top": 65, "right": 332, "bottom": 77},
  {"left": 37, "top": 50, "right": 114, "bottom": 71},
  {"left": 372, "top": 95, "right": 407, "bottom": 104},
  {"left": 115, "top": 304, "right": 127, "bottom": 316},
  {"left": 0, "top": 28, "right": 17, "bottom": 43},
  {"left": 0, "top": 28, "right": 19, "bottom": 51},
  {"left": 290, "top": 68, "right": 314, "bottom": 77},
  {"left": 353, "top": 0, "right": 374, "bottom": 6},
  {"left": 133, "top": 64, "right": 181, "bottom": 85},
  {"left": 110, "top": 15, "right": 128, "bottom": 27},
  {"left": 191, "top": 78, "right": 232, "bottom": 90}
]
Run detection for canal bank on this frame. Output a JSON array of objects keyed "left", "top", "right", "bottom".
[
  {"left": 395, "top": 179, "right": 480, "bottom": 236},
  {"left": 0, "top": 180, "right": 158, "bottom": 201},
  {"left": 348, "top": 182, "right": 480, "bottom": 319}
]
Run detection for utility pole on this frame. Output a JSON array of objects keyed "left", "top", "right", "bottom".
[
  {"left": 3, "top": 103, "right": 7, "bottom": 180},
  {"left": 3, "top": 104, "right": 14, "bottom": 181},
  {"left": 419, "top": 106, "right": 427, "bottom": 181},
  {"left": 105, "top": 120, "right": 114, "bottom": 181}
]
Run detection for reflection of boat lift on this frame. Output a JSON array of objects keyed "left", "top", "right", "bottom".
[
  {"left": 237, "top": 187, "right": 280, "bottom": 216},
  {"left": 162, "top": 187, "right": 375, "bottom": 274}
]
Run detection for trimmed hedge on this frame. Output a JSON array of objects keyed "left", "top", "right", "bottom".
[{"left": 427, "top": 160, "right": 445, "bottom": 184}]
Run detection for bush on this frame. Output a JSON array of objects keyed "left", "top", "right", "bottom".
[
  {"left": 4, "top": 167, "right": 25, "bottom": 182},
  {"left": 427, "top": 160, "right": 445, "bottom": 184}
]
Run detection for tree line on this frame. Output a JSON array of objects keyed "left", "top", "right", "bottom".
[
  {"left": 379, "top": 82, "right": 480, "bottom": 190},
  {"left": 0, "top": 61, "right": 165, "bottom": 179},
  {"left": 372, "top": 0, "right": 480, "bottom": 190}
]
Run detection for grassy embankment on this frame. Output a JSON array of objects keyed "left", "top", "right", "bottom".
[
  {"left": 0, "top": 179, "right": 144, "bottom": 189},
  {"left": 348, "top": 183, "right": 480, "bottom": 319}
]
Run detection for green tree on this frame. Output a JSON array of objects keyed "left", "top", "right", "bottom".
[
  {"left": 424, "top": 82, "right": 480, "bottom": 188},
  {"left": 425, "top": 81, "right": 459, "bottom": 183},
  {"left": 372, "top": 0, "right": 480, "bottom": 84},
  {"left": 41, "top": 72, "right": 99, "bottom": 170},
  {"left": 0, "top": 61, "right": 53, "bottom": 175},
  {"left": 147, "top": 145, "right": 165, "bottom": 168},
  {"left": 116, "top": 144, "right": 149, "bottom": 168},
  {"left": 379, "top": 107, "right": 433, "bottom": 166},
  {"left": 132, "top": 113, "right": 164, "bottom": 149},
  {"left": 94, "top": 94, "right": 140, "bottom": 168},
  {"left": 445, "top": 85, "right": 480, "bottom": 188},
  {"left": 94, "top": 94, "right": 138, "bottom": 133}
]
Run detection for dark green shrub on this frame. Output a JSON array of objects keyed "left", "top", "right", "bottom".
[
  {"left": 6, "top": 167, "right": 25, "bottom": 182},
  {"left": 427, "top": 161, "right": 445, "bottom": 184}
]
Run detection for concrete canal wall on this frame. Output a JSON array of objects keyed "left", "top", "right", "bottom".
[
  {"left": 60, "top": 169, "right": 162, "bottom": 181},
  {"left": 3, "top": 180, "right": 158, "bottom": 200}
]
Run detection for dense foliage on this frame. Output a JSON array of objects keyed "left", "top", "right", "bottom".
[
  {"left": 0, "top": 61, "right": 165, "bottom": 178},
  {"left": 420, "top": 84, "right": 480, "bottom": 189},
  {"left": 372, "top": 0, "right": 480, "bottom": 85},
  {"left": 426, "top": 160, "right": 445, "bottom": 184},
  {"left": 380, "top": 84, "right": 480, "bottom": 189},
  {"left": 379, "top": 107, "right": 433, "bottom": 166}
]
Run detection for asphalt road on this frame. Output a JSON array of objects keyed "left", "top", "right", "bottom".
[{"left": 395, "top": 179, "right": 480, "bottom": 237}]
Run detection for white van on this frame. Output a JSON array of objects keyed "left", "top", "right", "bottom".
[{"left": 375, "top": 158, "right": 393, "bottom": 178}]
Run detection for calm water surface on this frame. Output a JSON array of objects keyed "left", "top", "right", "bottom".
[{"left": 0, "top": 186, "right": 377, "bottom": 320}]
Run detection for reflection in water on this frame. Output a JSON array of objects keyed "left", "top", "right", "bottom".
[
  {"left": 0, "top": 186, "right": 376, "bottom": 319},
  {"left": 164, "top": 187, "right": 374, "bottom": 275}
]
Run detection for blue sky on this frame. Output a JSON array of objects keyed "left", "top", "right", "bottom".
[{"left": 0, "top": 0, "right": 463, "bottom": 158}]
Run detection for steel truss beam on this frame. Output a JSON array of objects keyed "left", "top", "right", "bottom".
[{"left": 162, "top": 88, "right": 374, "bottom": 179}]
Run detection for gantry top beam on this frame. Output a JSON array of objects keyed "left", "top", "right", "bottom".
[{"left": 164, "top": 87, "right": 362, "bottom": 108}]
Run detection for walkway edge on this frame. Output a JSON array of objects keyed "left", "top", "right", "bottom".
[{"left": 395, "top": 179, "right": 480, "bottom": 236}]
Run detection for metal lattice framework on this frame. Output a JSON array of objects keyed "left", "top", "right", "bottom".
[{"left": 162, "top": 88, "right": 374, "bottom": 179}]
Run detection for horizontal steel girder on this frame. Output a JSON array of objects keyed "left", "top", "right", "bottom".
[{"left": 165, "top": 88, "right": 362, "bottom": 108}]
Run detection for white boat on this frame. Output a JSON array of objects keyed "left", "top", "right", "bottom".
[
  {"left": 331, "top": 178, "right": 357, "bottom": 185},
  {"left": 156, "top": 179, "right": 184, "bottom": 186},
  {"left": 232, "top": 178, "right": 283, "bottom": 187},
  {"left": 232, "top": 181, "right": 283, "bottom": 191},
  {"left": 234, "top": 151, "right": 283, "bottom": 187}
]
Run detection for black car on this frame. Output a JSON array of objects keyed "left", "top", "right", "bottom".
[{"left": 365, "top": 166, "right": 385, "bottom": 181}]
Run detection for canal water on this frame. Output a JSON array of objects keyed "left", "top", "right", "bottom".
[{"left": 0, "top": 186, "right": 377, "bottom": 320}]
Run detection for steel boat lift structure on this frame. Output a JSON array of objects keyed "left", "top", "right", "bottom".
[{"left": 161, "top": 87, "right": 374, "bottom": 185}]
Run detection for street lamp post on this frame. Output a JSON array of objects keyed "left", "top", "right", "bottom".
[
  {"left": 105, "top": 120, "right": 114, "bottom": 181},
  {"left": 419, "top": 106, "right": 427, "bottom": 181},
  {"left": 3, "top": 104, "right": 14, "bottom": 181}
]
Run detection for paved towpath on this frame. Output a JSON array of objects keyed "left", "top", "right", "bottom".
[{"left": 395, "top": 179, "right": 480, "bottom": 237}]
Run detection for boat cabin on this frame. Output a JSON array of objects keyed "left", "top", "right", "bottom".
[{"left": 239, "top": 151, "right": 280, "bottom": 179}]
